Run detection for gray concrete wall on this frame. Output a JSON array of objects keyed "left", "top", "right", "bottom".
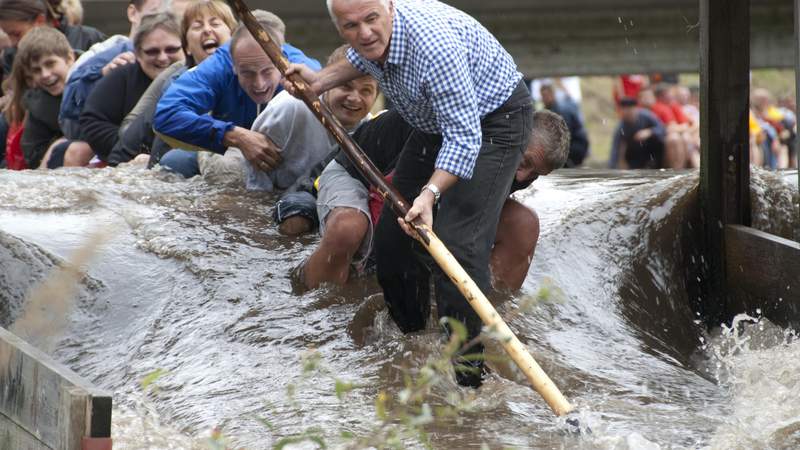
[{"left": 81, "top": 0, "right": 794, "bottom": 77}]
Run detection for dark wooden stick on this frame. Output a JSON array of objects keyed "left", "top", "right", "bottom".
[{"left": 226, "top": 0, "right": 575, "bottom": 417}]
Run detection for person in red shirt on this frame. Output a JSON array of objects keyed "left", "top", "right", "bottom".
[
  {"left": 613, "top": 74, "right": 647, "bottom": 115},
  {"left": 638, "top": 86, "right": 692, "bottom": 168}
]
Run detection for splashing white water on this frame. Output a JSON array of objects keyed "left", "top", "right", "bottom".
[{"left": 702, "top": 314, "right": 800, "bottom": 449}]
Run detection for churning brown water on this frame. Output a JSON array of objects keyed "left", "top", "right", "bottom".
[{"left": 0, "top": 165, "right": 798, "bottom": 449}]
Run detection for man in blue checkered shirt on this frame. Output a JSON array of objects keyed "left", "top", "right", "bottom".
[{"left": 286, "top": 0, "right": 533, "bottom": 388}]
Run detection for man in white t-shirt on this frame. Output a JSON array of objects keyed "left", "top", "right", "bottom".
[{"left": 238, "top": 45, "right": 378, "bottom": 236}]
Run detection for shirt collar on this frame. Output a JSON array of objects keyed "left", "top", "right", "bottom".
[{"left": 384, "top": 4, "right": 406, "bottom": 67}]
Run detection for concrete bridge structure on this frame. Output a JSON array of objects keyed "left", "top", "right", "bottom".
[{"left": 81, "top": 0, "right": 795, "bottom": 77}]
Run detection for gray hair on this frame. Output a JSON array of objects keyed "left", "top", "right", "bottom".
[
  {"left": 532, "top": 110, "right": 570, "bottom": 171},
  {"left": 229, "top": 9, "right": 285, "bottom": 56},
  {"left": 133, "top": 11, "right": 181, "bottom": 52},
  {"left": 326, "top": 0, "right": 391, "bottom": 27}
]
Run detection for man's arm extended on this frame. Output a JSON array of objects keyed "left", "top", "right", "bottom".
[{"left": 283, "top": 57, "right": 363, "bottom": 96}]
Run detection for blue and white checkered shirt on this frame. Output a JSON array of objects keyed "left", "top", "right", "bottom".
[{"left": 346, "top": 0, "right": 522, "bottom": 179}]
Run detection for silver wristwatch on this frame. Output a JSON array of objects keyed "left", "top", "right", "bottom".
[{"left": 422, "top": 183, "right": 441, "bottom": 204}]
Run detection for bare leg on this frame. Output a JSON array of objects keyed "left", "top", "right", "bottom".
[
  {"left": 278, "top": 216, "right": 313, "bottom": 236},
  {"left": 303, "top": 207, "right": 369, "bottom": 288},
  {"left": 490, "top": 199, "right": 540, "bottom": 291},
  {"left": 663, "top": 131, "right": 687, "bottom": 169}
]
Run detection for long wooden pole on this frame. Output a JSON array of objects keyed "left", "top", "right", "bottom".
[{"left": 226, "top": 0, "right": 574, "bottom": 417}]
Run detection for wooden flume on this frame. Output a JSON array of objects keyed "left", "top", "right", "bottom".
[{"left": 225, "top": 0, "right": 576, "bottom": 418}]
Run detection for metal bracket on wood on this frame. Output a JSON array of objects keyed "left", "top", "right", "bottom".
[{"left": 82, "top": 437, "right": 113, "bottom": 450}]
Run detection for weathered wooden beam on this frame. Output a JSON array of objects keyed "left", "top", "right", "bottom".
[
  {"left": 0, "top": 415, "right": 51, "bottom": 450},
  {"left": 726, "top": 225, "right": 800, "bottom": 326},
  {"left": 0, "top": 327, "right": 112, "bottom": 449},
  {"left": 699, "top": 0, "right": 751, "bottom": 324},
  {"left": 796, "top": 0, "right": 800, "bottom": 211},
  {"left": 79, "top": 0, "right": 795, "bottom": 77}
]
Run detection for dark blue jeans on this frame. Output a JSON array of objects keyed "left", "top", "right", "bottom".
[
  {"left": 159, "top": 149, "right": 200, "bottom": 178},
  {"left": 374, "top": 81, "right": 533, "bottom": 386}
]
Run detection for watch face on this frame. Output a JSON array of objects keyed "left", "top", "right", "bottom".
[{"left": 424, "top": 184, "right": 440, "bottom": 203}]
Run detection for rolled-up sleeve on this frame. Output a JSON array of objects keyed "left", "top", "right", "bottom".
[
  {"left": 426, "top": 47, "right": 482, "bottom": 180},
  {"left": 345, "top": 47, "right": 369, "bottom": 74}
]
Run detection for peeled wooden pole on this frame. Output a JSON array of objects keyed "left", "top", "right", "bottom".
[{"left": 226, "top": 0, "right": 574, "bottom": 417}]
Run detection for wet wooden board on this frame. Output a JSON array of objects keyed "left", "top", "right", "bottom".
[
  {"left": 726, "top": 225, "right": 800, "bottom": 325},
  {"left": 795, "top": 0, "right": 800, "bottom": 206},
  {"left": 699, "top": 0, "right": 752, "bottom": 325},
  {"left": 0, "top": 327, "right": 111, "bottom": 449},
  {"left": 0, "top": 414, "right": 51, "bottom": 450}
]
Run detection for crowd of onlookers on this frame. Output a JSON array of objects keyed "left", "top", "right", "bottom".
[
  {"left": 611, "top": 74, "right": 797, "bottom": 170},
  {"left": 0, "top": 0, "right": 330, "bottom": 173},
  {"left": 529, "top": 74, "right": 798, "bottom": 170},
  {"left": 0, "top": 0, "right": 247, "bottom": 170},
  {"left": 0, "top": 0, "right": 576, "bottom": 296},
  {"left": 609, "top": 74, "right": 702, "bottom": 169},
  {"left": 0, "top": 2, "right": 796, "bottom": 174}
]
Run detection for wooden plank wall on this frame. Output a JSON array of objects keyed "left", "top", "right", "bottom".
[
  {"left": 796, "top": 0, "right": 800, "bottom": 210},
  {"left": 698, "top": 0, "right": 752, "bottom": 324},
  {"left": 726, "top": 225, "right": 800, "bottom": 327},
  {"left": 0, "top": 327, "right": 111, "bottom": 450},
  {"left": 0, "top": 415, "right": 51, "bottom": 450}
]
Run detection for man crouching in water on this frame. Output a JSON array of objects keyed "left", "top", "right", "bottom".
[
  {"left": 243, "top": 45, "right": 379, "bottom": 236},
  {"left": 299, "top": 109, "right": 570, "bottom": 291}
]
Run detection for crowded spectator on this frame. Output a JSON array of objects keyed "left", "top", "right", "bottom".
[
  {"left": 242, "top": 44, "right": 379, "bottom": 236},
  {"left": 108, "top": 0, "right": 238, "bottom": 166},
  {"left": 14, "top": 27, "right": 93, "bottom": 168},
  {"left": 611, "top": 97, "right": 667, "bottom": 169},
  {"left": 62, "top": 0, "right": 83, "bottom": 25},
  {"left": 540, "top": 82, "right": 589, "bottom": 167},
  {"left": 613, "top": 74, "right": 647, "bottom": 113},
  {"left": 749, "top": 109, "right": 766, "bottom": 167},
  {"left": 640, "top": 85, "right": 689, "bottom": 126},
  {"left": 776, "top": 95, "right": 797, "bottom": 168},
  {"left": 674, "top": 84, "right": 699, "bottom": 125},
  {"left": 638, "top": 86, "right": 690, "bottom": 168},
  {"left": 2, "top": 58, "right": 29, "bottom": 168},
  {"left": 0, "top": 29, "right": 10, "bottom": 53},
  {"left": 530, "top": 76, "right": 582, "bottom": 104},
  {"left": 59, "top": 0, "right": 164, "bottom": 139},
  {"left": 152, "top": 10, "right": 321, "bottom": 178},
  {"left": 0, "top": 0, "right": 105, "bottom": 164},
  {"left": 671, "top": 84, "right": 701, "bottom": 167},
  {"left": 79, "top": 12, "right": 184, "bottom": 162},
  {"left": 170, "top": 0, "right": 192, "bottom": 19},
  {"left": 0, "top": 0, "right": 105, "bottom": 76},
  {"left": 752, "top": 87, "right": 795, "bottom": 169}
]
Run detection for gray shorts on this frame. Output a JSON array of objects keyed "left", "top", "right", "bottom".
[{"left": 316, "top": 160, "right": 373, "bottom": 271}]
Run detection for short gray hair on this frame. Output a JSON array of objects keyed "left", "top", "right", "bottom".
[
  {"left": 229, "top": 9, "right": 285, "bottom": 56},
  {"left": 133, "top": 12, "right": 181, "bottom": 53},
  {"left": 532, "top": 110, "right": 570, "bottom": 171},
  {"left": 326, "top": 0, "right": 391, "bottom": 27}
]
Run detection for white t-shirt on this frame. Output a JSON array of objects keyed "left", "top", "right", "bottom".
[{"left": 244, "top": 91, "right": 338, "bottom": 192}]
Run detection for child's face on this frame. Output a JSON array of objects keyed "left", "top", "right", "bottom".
[{"left": 29, "top": 53, "right": 73, "bottom": 96}]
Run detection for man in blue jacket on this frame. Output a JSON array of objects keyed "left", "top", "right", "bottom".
[{"left": 153, "top": 10, "right": 321, "bottom": 177}]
